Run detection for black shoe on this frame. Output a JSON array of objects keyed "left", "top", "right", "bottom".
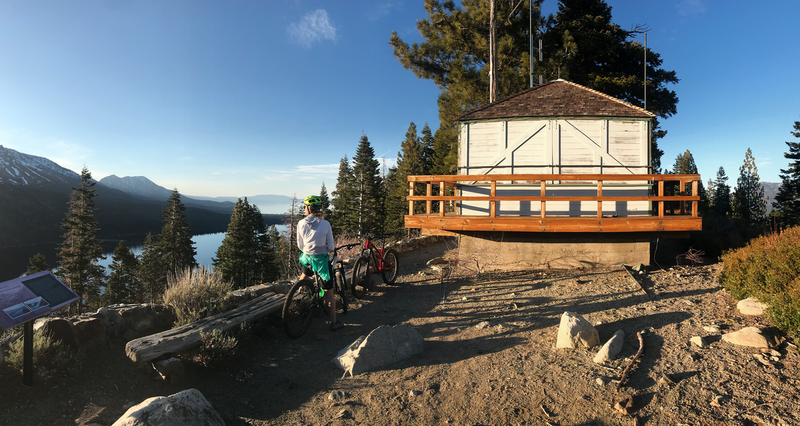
[{"left": 330, "top": 320, "right": 344, "bottom": 331}]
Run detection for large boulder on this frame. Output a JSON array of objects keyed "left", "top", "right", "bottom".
[
  {"left": 111, "top": 388, "right": 224, "bottom": 426},
  {"left": 737, "top": 298, "right": 768, "bottom": 316},
  {"left": 721, "top": 327, "right": 772, "bottom": 348},
  {"left": 34, "top": 318, "right": 79, "bottom": 349},
  {"left": 556, "top": 312, "right": 599, "bottom": 349},
  {"left": 333, "top": 324, "right": 424, "bottom": 377},
  {"left": 73, "top": 318, "right": 106, "bottom": 347}
]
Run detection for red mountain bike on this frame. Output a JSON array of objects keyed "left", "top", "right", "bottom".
[{"left": 350, "top": 236, "right": 399, "bottom": 299}]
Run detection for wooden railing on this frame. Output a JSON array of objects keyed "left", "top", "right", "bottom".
[{"left": 405, "top": 174, "right": 702, "bottom": 233}]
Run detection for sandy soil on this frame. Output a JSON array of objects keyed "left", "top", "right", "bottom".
[{"left": 1, "top": 239, "right": 799, "bottom": 426}]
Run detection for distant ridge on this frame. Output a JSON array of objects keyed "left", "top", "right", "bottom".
[
  {"left": 98, "top": 175, "right": 174, "bottom": 200},
  {"left": 0, "top": 144, "right": 78, "bottom": 185}
]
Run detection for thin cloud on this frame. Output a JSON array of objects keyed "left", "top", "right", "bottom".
[
  {"left": 677, "top": 0, "right": 706, "bottom": 17},
  {"left": 368, "top": 3, "right": 397, "bottom": 21},
  {"left": 288, "top": 9, "right": 337, "bottom": 48}
]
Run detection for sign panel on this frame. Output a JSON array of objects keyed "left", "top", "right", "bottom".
[{"left": 0, "top": 271, "right": 79, "bottom": 330}]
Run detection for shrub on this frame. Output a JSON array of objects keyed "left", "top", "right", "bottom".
[
  {"left": 6, "top": 332, "right": 80, "bottom": 382},
  {"left": 191, "top": 329, "right": 239, "bottom": 368},
  {"left": 719, "top": 226, "right": 800, "bottom": 338},
  {"left": 162, "top": 267, "right": 234, "bottom": 326}
]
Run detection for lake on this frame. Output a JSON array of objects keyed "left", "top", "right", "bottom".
[{"left": 0, "top": 224, "right": 289, "bottom": 282}]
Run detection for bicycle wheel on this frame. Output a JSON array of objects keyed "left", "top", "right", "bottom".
[
  {"left": 380, "top": 249, "right": 399, "bottom": 284},
  {"left": 351, "top": 256, "right": 370, "bottom": 299},
  {"left": 282, "top": 279, "right": 318, "bottom": 338},
  {"left": 334, "top": 267, "right": 348, "bottom": 314}
]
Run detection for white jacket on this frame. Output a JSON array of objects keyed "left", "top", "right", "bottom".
[{"left": 297, "top": 215, "right": 334, "bottom": 255}]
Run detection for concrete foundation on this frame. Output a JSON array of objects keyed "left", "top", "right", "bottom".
[{"left": 457, "top": 232, "right": 651, "bottom": 271}]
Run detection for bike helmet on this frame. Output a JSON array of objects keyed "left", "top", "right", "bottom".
[{"left": 303, "top": 195, "right": 323, "bottom": 212}]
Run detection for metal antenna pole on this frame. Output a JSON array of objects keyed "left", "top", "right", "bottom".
[
  {"left": 644, "top": 32, "right": 647, "bottom": 110},
  {"left": 529, "top": 0, "right": 533, "bottom": 87}
]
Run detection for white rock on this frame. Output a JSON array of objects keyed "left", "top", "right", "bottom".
[
  {"left": 556, "top": 312, "right": 600, "bottom": 349},
  {"left": 112, "top": 388, "right": 224, "bottom": 426},
  {"left": 737, "top": 298, "right": 768, "bottom": 316},
  {"left": 333, "top": 324, "right": 424, "bottom": 377},
  {"left": 703, "top": 325, "right": 720, "bottom": 333},
  {"left": 721, "top": 327, "right": 771, "bottom": 348},
  {"left": 690, "top": 336, "right": 708, "bottom": 348},
  {"left": 593, "top": 330, "right": 625, "bottom": 363}
]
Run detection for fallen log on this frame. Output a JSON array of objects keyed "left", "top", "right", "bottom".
[{"left": 125, "top": 292, "right": 285, "bottom": 363}]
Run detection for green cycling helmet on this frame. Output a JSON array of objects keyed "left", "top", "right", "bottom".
[{"left": 303, "top": 195, "right": 323, "bottom": 207}]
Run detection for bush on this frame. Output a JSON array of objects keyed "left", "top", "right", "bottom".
[
  {"left": 191, "top": 328, "right": 239, "bottom": 368},
  {"left": 162, "top": 267, "right": 234, "bottom": 326},
  {"left": 6, "top": 332, "right": 80, "bottom": 382},
  {"left": 719, "top": 226, "right": 800, "bottom": 338}
]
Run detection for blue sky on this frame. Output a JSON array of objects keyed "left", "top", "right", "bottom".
[{"left": 2, "top": 0, "right": 798, "bottom": 201}]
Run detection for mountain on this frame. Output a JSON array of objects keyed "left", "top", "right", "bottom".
[
  {"left": 0, "top": 146, "right": 231, "bottom": 249},
  {"left": 762, "top": 182, "right": 781, "bottom": 212},
  {"left": 97, "top": 175, "right": 236, "bottom": 215}
]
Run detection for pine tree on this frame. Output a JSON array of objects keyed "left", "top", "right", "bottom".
[
  {"left": 106, "top": 240, "right": 140, "bottom": 305},
  {"left": 351, "top": 134, "right": 384, "bottom": 237},
  {"left": 57, "top": 167, "right": 106, "bottom": 313},
  {"left": 214, "top": 198, "right": 278, "bottom": 288},
  {"left": 732, "top": 148, "right": 767, "bottom": 228},
  {"left": 772, "top": 115, "right": 800, "bottom": 228},
  {"left": 158, "top": 189, "right": 197, "bottom": 276},
  {"left": 671, "top": 149, "right": 708, "bottom": 213},
  {"left": 138, "top": 233, "right": 166, "bottom": 303},
  {"left": 711, "top": 167, "right": 732, "bottom": 218},
  {"left": 385, "top": 123, "right": 426, "bottom": 235},
  {"left": 331, "top": 155, "right": 357, "bottom": 235},
  {"left": 26, "top": 253, "right": 50, "bottom": 275},
  {"left": 319, "top": 183, "right": 332, "bottom": 218},
  {"left": 420, "top": 123, "right": 435, "bottom": 175}
]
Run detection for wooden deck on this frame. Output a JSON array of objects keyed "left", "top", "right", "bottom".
[{"left": 404, "top": 173, "right": 702, "bottom": 234}]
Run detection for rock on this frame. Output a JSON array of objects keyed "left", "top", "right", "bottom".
[
  {"left": 690, "top": 336, "right": 708, "bottom": 348},
  {"left": 704, "top": 325, "right": 720, "bottom": 333},
  {"left": 593, "top": 330, "right": 625, "bottom": 363},
  {"left": 73, "top": 318, "right": 106, "bottom": 347},
  {"left": 111, "top": 388, "right": 224, "bottom": 426},
  {"left": 721, "top": 327, "right": 772, "bottom": 348},
  {"left": 123, "top": 329, "right": 141, "bottom": 342},
  {"left": 333, "top": 324, "right": 424, "bottom": 377},
  {"left": 475, "top": 321, "right": 491, "bottom": 329},
  {"left": 556, "top": 312, "right": 599, "bottom": 349},
  {"left": 34, "top": 318, "right": 80, "bottom": 349},
  {"left": 595, "top": 377, "right": 610, "bottom": 386},
  {"left": 632, "top": 263, "right": 646, "bottom": 273},
  {"left": 710, "top": 395, "right": 726, "bottom": 407},
  {"left": 409, "top": 390, "right": 422, "bottom": 397},
  {"left": 737, "top": 298, "right": 768, "bottom": 316},
  {"left": 152, "top": 357, "right": 184, "bottom": 382}
]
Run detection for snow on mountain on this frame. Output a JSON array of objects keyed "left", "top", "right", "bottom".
[
  {"left": 97, "top": 174, "right": 173, "bottom": 200},
  {"left": 0, "top": 145, "right": 79, "bottom": 185}
]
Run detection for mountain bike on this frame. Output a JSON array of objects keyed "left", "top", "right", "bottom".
[
  {"left": 282, "top": 243, "right": 359, "bottom": 338},
  {"left": 351, "top": 236, "right": 399, "bottom": 299}
]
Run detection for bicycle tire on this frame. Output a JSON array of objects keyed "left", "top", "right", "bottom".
[
  {"left": 351, "top": 256, "right": 370, "bottom": 299},
  {"left": 282, "top": 279, "right": 318, "bottom": 338},
  {"left": 380, "top": 249, "right": 399, "bottom": 284},
  {"left": 334, "top": 267, "right": 348, "bottom": 314}
]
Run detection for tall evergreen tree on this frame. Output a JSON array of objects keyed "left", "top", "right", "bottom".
[
  {"left": 158, "top": 189, "right": 197, "bottom": 276},
  {"left": 386, "top": 122, "right": 426, "bottom": 235},
  {"left": 772, "top": 115, "right": 800, "bottom": 228},
  {"left": 319, "top": 183, "right": 332, "bottom": 219},
  {"left": 732, "top": 148, "right": 767, "bottom": 228},
  {"left": 420, "top": 123, "right": 435, "bottom": 175},
  {"left": 672, "top": 149, "right": 708, "bottom": 213},
  {"left": 106, "top": 240, "right": 140, "bottom": 305},
  {"left": 711, "top": 167, "right": 732, "bottom": 218},
  {"left": 26, "top": 253, "right": 50, "bottom": 275},
  {"left": 57, "top": 166, "right": 106, "bottom": 313},
  {"left": 138, "top": 233, "right": 166, "bottom": 303},
  {"left": 391, "top": 0, "right": 678, "bottom": 175},
  {"left": 214, "top": 198, "right": 278, "bottom": 288},
  {"left": 351, "top": 134, "right": 384, "bottom": 237},
  {"left": 331, "top": 155, "right": 357, "bottom": 235}
]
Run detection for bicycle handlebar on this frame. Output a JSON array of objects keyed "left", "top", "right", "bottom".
[{"left": 334, "top": 243, "right": 360, "bottom": 251}]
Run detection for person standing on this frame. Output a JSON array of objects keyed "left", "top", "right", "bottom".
[{"left": 297, "top": 195, "right": 343, "bottom": 331}]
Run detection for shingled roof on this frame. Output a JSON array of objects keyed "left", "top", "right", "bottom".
[{"left": 457, "top": 80, "right": 655, "bottom": 121}]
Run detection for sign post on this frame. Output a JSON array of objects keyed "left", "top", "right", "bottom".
[{"left": 0, "top": 271, "right": 79, "bottom": 386}]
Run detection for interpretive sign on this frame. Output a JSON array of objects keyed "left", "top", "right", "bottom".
[{"left": 0, "top": 271, "right": 79, "bottom": 330}]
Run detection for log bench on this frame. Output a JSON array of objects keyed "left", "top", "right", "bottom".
[{"left": 125, "top": 292, "right": 285, "bottom": 363}]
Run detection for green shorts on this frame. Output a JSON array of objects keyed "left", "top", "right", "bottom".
[{"left": 299, "top": 253, "right": 331, "bottom": 286}]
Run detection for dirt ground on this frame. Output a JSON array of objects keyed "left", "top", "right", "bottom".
[{"left": 1, "top": 239, "right": 799, "bottom": 426}]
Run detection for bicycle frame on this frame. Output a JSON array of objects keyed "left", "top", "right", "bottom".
[{"left": 360, "top": 237, "right": 394, "bottom": 273}]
